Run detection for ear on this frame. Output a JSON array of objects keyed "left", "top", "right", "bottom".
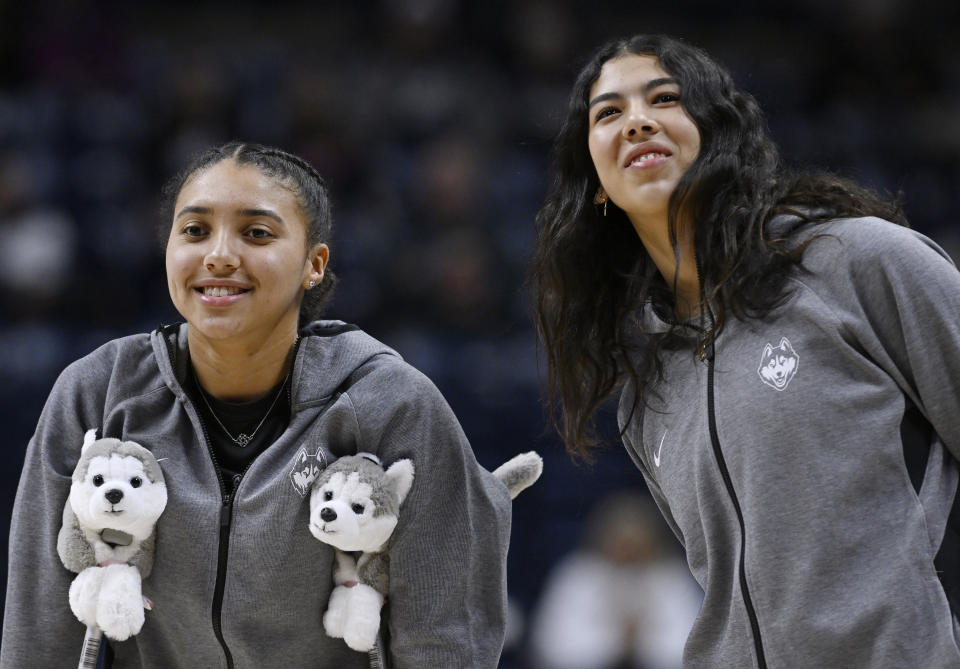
[
  {"left": 762, "top": 343, "right": 773, "bottom": 359},
  {"left": 82, "top": 428, "right": 98, "bottom": 451},
  {"left": 778, "top": 337, "right": 791, "bottom": 352},
  {"left": 384, "top": 459, "right": 415, "bottom": 506},
  {"left": 303, "top": 243, "right": 330, "bottom": 290}
]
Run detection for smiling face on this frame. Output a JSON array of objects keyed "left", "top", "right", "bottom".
[
  {"left": 165, "top": 159, "right": 328, "bottom": 345},
  {"left": 587, "top": 54, "right": 701, "bottom": 235}
]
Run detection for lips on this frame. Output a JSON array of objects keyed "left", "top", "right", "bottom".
[
  {"left": 623, "top": 143, "right": 673, "bottom": 168},
  {"left": 192, "top": 280, "right": 252, "bottom": 304},
  {"left": 193, "top": 282, "right": 252, "bottom": 295},
  {"left": 199, "top": 286, "right": 249, "bottom": 297}
]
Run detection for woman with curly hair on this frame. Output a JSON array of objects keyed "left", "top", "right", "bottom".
[{"left": 532, "top": 34, "right": 960, "bottom": 667}]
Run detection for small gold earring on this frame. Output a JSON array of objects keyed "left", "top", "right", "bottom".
[{"left": 593, "top": 188, "right": 609, "bottom": 217}]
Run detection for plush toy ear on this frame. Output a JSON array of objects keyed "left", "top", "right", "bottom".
[
  {"left": 384, "top": 459, "right": 415, "bottom": 506},
  {"left": 82, "top": 428, "right": 98, "bottom": 451}
]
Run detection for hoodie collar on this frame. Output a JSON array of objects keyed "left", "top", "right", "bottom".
[
  {"left": 636, "top": 298, "right": 710, "bottom": 337},
  {"left": 152, "top": 321, "right": 401, "bottom": 411}
]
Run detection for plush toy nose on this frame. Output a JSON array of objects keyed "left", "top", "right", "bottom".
[
  {"left": 320, "top": 507, "right": 337, "bottom": 522},
  {"left": 105, "top": 489, "right": 124, "bottom": 505}
]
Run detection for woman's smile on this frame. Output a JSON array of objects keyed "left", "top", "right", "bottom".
[
  {"left": 193, "top": 279, "right": 253, "bottom": 304},
  {"left": 622, "top": 142, "right": 673, "bottom": 169}
]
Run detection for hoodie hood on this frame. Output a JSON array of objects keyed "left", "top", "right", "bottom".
[{"left": 151, "top": 321, "right": 402, "bottom": 412}]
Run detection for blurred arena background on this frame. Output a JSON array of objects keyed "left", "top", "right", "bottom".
[{"left": 2, "top": 1, "right": 958, "bottom": 666}]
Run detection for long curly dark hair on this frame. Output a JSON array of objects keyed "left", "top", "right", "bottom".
[{"left": 531, "top": 34, "right": 905, "bottom": 460}]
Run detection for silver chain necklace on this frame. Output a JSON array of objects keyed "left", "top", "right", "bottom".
[{"left": 196, "top": 374, "right": 289, "bottom": 448}]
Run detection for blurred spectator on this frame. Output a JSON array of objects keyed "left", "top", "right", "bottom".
[
  {"left": 528, "top": 490, "right": 701, "bottom": 669},
  {"left": 0, "top": 206, "right": 76, "bottom": 304}
]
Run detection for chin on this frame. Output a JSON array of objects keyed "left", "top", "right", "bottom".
[{"left": 187, "top": 314, "right": 252, "bottom": 339}]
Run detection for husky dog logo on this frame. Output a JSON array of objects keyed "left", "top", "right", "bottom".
[
  {"left": 290, "top": 447, "right": 327, "bottom": 497},
  {"left": 758, "top": 337, "right": 799, "bottom": 391}
]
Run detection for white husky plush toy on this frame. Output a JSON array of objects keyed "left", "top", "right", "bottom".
[
  {"left": 57, "top": 429, "right": 168, "bottom": 645},
  {"left": 308, "top": 451, "right": 543, "bottom": 653}
]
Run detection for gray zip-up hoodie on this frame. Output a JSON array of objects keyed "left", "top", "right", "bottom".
[
  {"left": 618, "top": 217, "right": 960, "bottom": 667},
  {"left": 2, "top": 321, "right": 512, "bottom": 668}
]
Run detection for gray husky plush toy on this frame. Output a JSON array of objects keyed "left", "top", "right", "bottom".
[
  {"left": 308, "top": 451, "right": 543, "bottom": 652},
  {"left": 57, "top": 428, "right": 168, "bottom": 644}
]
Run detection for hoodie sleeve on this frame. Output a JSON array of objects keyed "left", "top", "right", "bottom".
[
  {"left": 803, "top": 217, "right": 960, "bottom": 458},
  {"left": 345, "top": 356, "right": 512, "bottom": 669},
  {"left": 2, "top": 349, "right": 115, "bottom": 668}
]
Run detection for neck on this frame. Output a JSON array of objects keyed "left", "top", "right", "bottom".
[
  {"left": 189, "top": 326, "right": 298, "bottom": 401},
  {"left": 628, "top": 212, "right": 701, "bottom": 319}
]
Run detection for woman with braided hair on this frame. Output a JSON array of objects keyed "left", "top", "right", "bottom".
[
  {"left": 532, "top": 34, "right": 960, "bottom": 667},
  {"left": 3, "top": 142, "right": 512, "bottom": 668}
]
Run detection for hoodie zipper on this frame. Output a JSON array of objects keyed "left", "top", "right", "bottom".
[
  {"left": 691, "top": 260, "right": 766, "bottom": 667},
  {"left": 204, "top": 339, "right": 301, "bottom": 669},
  {"left": 211, "top": 457, "right": 236, "bottom": 668},
  {"left": 189, "top": 383, "right": 237, "bottom": 669},
  {"left": 700, "top": 316, "right": 767, "bottom": 668},
  {"left": 163, "top": 329, "right": 236, "bottom": 668},
  {"left": 210, "top": 335, "right": 303, "bottom": 666},
  {"left": 162, "top": 328, "right": 303, "bottom": 669}
]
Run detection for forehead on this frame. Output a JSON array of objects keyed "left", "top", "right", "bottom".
[
  {"left": 589, "top": 54, "right": 671, "bottom": 99},
  {"left": 174, "top": 159, "right": 303, "bottom": 218}
]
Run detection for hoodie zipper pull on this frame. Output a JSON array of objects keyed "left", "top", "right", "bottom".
[
  {"left": 220, "top": 474, "right": 243, "bottom": 527},
  {"left": 220, "top": 494, "right": 233, "bottom": 528}
]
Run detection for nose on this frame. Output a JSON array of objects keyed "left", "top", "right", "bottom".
[
  {"left": 623, "top": 110, "right": 660, "bottom": 138},
  {"left": 320, "top": 507, "right": 337, "bottom": 522},
  {"left": 204, "top": 229, "right": 239, "bottom": 272},
  {"left": 105, "top": 489, "right": 123, "bottom": 505}
]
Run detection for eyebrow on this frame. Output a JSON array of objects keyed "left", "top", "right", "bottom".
[
  {"left": 588, "top": 77, "right": 679, "bottom": 108},
  {"left": 174, "top": 205, "right": 211, "bottom": 219},
  {"left": 239, "top": 208, "right": 284, "bottom": 224},
  {"left": 175, "top": 205, "right": 285, "bottom": 224}
]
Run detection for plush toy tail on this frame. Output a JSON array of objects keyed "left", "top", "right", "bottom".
[{"left": 492, "top": 452, "right": 543, "bottom": 499}]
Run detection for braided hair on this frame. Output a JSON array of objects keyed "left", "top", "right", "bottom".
[{"left": 161, "top": 142, "right": 337, "bottom": 326}]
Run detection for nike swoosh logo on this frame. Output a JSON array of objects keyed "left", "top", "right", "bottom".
[{"left": 654, "top": 431, "right": 667, "bottom": 467}]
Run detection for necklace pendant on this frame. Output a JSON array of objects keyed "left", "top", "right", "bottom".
[{"left": 235, "top": 433, "right": 252, "bottom": 448}]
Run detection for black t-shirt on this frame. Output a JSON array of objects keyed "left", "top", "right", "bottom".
[{"left": 186, "top": 367, "right": 290, "bottom": 494}]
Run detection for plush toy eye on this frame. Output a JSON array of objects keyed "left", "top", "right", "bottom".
[
  {"left": 323, "top": 490, "right": 333, "bottom": 501},
  {"left": 93, "top": 474, "right": 104, "bottom": 487},
  {"left": 351, "top": 503, "right": 365, "bottom": 515},
  {"left": 130, "top": 477, "right": 142, "bottom": 488}
]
